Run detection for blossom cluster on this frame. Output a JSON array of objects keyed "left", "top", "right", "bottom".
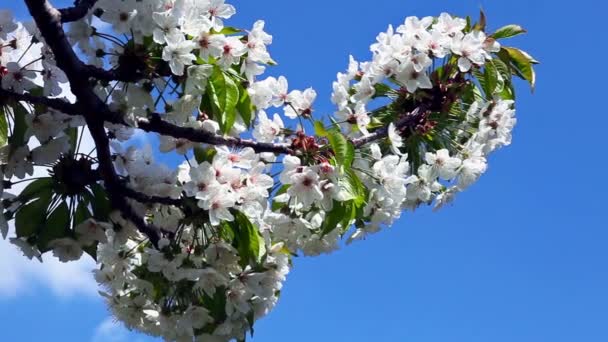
[{"left": 0, "top": 1, "right": 535, "bottom": 340}]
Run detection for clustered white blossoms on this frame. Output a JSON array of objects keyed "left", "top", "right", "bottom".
[{"left": 1, "top": 1, "right": 535, "bottom": 340}]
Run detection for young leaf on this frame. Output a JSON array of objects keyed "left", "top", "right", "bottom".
[
  {"left": 474, "top": 8, "right": 487, "bottom": 31},
  {"left": 66, "top": 127, "right": 78, "bottom": 153},
  {"left": 15, "top": 192, "right": 52, "bottom": 238},
  {"left": 38, "top": 201, "right": 70, "bottom": 252},
  {"left": 314, "top": 121, "right": 328, "bottom": 137},
  {"left": 207, "top": 67, "right": 240, "bottom": 134},
  {"left": 492, "top": 24, "right": 527, "bottom": 39},
  {"left": 484, "top": 61, "right": 499, "bottom": 98},
  {"left": 0, "top": 106, "right": 8, "bottom": 148},
  {"left": 8, "top": 103, "right": 29, "bottom": 148},
  {"left": 194, "top": 146, "right": 217, "bottom": 164},
  {"left": 233, "top": 211, "right": 262, "bottom": 267},
  {"left": 327, "top": 130, "right": 354, "bottom": 169},
  {"left": 345, "top": 169, "right": 366, "bottom": 207},
  {"left": 236, "top": 86, "right": 254, "bottom": 127},
  {"left": 321, "top": 201, "right": 346, "bottom": 236},
  {"left": 499, "top": 47, "right": 538, "bottom": 91},
  {"left": 74, "top": 200, "right": 92, "bottom": 227},
  {"left": 212, "top": 26, "right": 242, "bottom": 35},
  {"left": 18, "top": 178, "right": 53, "bottom": 201},
  {"left": 91, "top": 183, "right": 111, "bottom": 220}
]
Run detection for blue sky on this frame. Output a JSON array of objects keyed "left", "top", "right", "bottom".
[{"left": 1, "top": 0, "right": 608, "bottom": 341}]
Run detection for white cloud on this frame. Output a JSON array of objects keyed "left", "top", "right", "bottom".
[
  {"left": 0, "top": 230, "right": 98, "bottom": 298},
  {"left": 0, "top": 116, "right": 99, "bottom": 298},
  {"left": 91, "top": 318, "right": 148, "bottom": 342}
]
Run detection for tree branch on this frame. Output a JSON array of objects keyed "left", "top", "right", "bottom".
[
  {"left": 119, "top": 183, "right": 183, "bottom": 206},
  {"left": 137, "top": 113, "right": 294, "bottom": 155},
  {"left": 0, "top": 88, "right": 81, "bottom": 115},
  {"left": 24, "top": 0, "right": 161, "bottom": 247},
  {"left": 81, "top": 64, "right": 146, "bottom": 83},
  {"left": 351, "top": 107, "right": 427, "bottom": 148},
  {"left": 58, "top": 0, "right": 97, "bottom": 23}
]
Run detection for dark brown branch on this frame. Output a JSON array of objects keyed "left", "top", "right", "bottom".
[
  {"left": 0, "top": 88, "right": 80, "bottom": 115},
  {"left": 137, "top": 113, "right": 294, "bottom": 155},
  {"left": 25, "top": 0, "right": 161, "bottom": 247},
  {"left": 89, "top": 121, "right": 161, "bottom": 247},
  {"left": 59, "top": 0, "right": 97, "bottom": 23},
  {"left": 351, "top": 107, "right": 427, "bottom": 147},
  {"left": 81, "top": 64, "right": 146, "bottom": 83},
  {"left": 119, "top": 183, "right": 183, "bottom": 206}
]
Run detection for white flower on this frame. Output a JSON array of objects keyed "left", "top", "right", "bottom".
[
  {"left": 1, "top": 62, "right": 37, "bottom": 94},
  {"left": 205, "top": 0, "right": 236, "bottom": 31},
  {"left": 152, "top": 10, "right": 181, "bottom": 44},
  {"left": 351, "top": 76, "right": 376, "bottom": 103},
  {"left": 201, "top": 187, "right": 237, "bottom": 225},
  {"left": 162, "top": 33, "right": 196, "bottom": 76},
  {"left": 458, "top": 154, "right": 487, "bottom": 189},
  {"left": 388, "top": 123, "right": 404, "bottom": 155},
  {"left": 245, "top": 20, "right": 272, "bottom": 63},
  {"left": 75, "top": 218, "right": 111, "bottom": 246},
  {"left": 253, "top": 110, "right": 284, "bottom": 142},
  {"left": 49, "top": 238, "right": 84, "bottom": 262},
  {"left": 217, "top": 36, "right": 247, "bottom": 69},
  {"left": 284, "top": 88, "right": 316, "bottom": 119},
  {"left": 336, "top": 103, "right": 370, "bottom": 136},
  {"left": 10, "top": 237, "right": 42, "bottom": 261},
  {"left": 195, "top": 31, "right": 225, "bottom": 60},
  {"left": 215, "top": 146, "right": 257, "bottom": 169},
  {"left": 100, "top": 6, "right": 138, "bottom": 34},
  {"left": 433, "top": 13, "right": 467, "bottom": 36},
  {"left": 406, "top": 164, "right": 442, "bottom": 202},
  {"left": 425, "top": 149, "right": 462, "bottom": 180},
  {"left": 451, "top": 31, "right": 487, "bottom": 72},
  {"left": 287, "top": 169, "right": 323, "bottom": 209},
  {"left": 395, "top": 63, "right": 432, "bottom": 93}
]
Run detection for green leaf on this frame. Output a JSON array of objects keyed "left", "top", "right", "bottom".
[
  {"left": 15, "top": 193, "right": 52, "bottom": 238},
  {"left": 492, "top": 24, "right": 527, "bottom": 39},
  {"left": 492, "top": 58, "right": 512, "bottom": 83},
  {"left": 219, "top": 222, "right": 236, "bottom": 243},
  {"left": 19, "top": 178, "right": 53, "bottom": 201},
  {"left": 345, "top": 169, "right": 366, "bottom": 207},
  {"left": 207, "top": 67, "right": 240, "bottom": 134},
  {"left": 327, "top": 130, "right": 354, "bottom": 169},
  {"left": 321, "top": 201, "right": 346, "bottom": 236},
  {"left": 246, "top": 311, "right": 255, "bottom": 337},
  {"left": 83, "top": 243, "right": 98, "bottom": 261},
  {"left": 372, "top": 83, "right": 392, "bottom": 98},
  {"left": 314, "top": 121, "right": 328, "bottom": 137},
  {"left": 236, "top": 86, "right": 254, "bottom": 127},
  {"left": 340, "top": 201, "right": 356, "bottom": 233},
  {"left": 202, "top": 286, "right": 228, "bottom": 323},
  {"left": 336, "top": 169, "right": 366, "bottom": 207},
  {"left": 91, "top": 183, "right": 111, "bottom": 220},
  {"left": 464, "top": 16, "right": 472, "bottom": 32},
  {"left": 499, "top": 47, "right": 538, "bottom": 92},
  {"left": 271, "top": 184, "right": 290, "bottom": 211},
  {"left": 194, "top": 146, "right": 217, "bottom": 164},
  {"left": 74, "top": 200, "right": 92, "bottom": 227},
  {"left": 8, "top": 102, "right": 29, "bottom": 148},
  {"left": 38, "top": 201, "right": 70, "bottom": 252},
  {"left": 0, "top": 106, "right": 8, "bottom": 148},
  {"left": 484, "top": 61, "right": 498, "bottom": 98},
  {"left": 233, "top": 211, "right": 262, "bottom": 267},
  {"left": 66, "top": 127, "right": 78, "bottom": 153},
  {"left": 212, "top": 27, "right": 242, "bottom": 35},
  {"left": 473, "top": 8, "right": 487, "bottom": 31}
]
